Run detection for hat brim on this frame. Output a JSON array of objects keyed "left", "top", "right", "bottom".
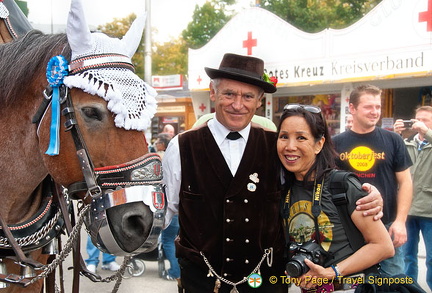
[{"left": 205, "top": 67, "right": 276, "bottom": 93}]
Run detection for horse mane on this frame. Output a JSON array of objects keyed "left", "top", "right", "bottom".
[{"left": 0, "top": 30, "right": 71, "bottom": 107}]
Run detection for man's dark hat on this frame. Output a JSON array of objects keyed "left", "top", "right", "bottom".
[{"left": 205, "top": 53, "right": 276, "bottom": 93}]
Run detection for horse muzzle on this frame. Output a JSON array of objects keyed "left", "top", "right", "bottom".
[{"left": 83, "top": 153, "right": 166, "bottom": 256}]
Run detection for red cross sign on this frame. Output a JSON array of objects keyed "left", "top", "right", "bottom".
[
  {"left": 243, "top": 31, "right": 257, "bottom": 55},
  {"left": 419, "top": 0, "right": 432, "bottom": 31},
  {"left": 199, "top": 103, "right": 207, "bottom": 112}
]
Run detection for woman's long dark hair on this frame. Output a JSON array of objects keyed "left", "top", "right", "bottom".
[{"left": 277, "top": 105, "right": 338, "bottom": 184}]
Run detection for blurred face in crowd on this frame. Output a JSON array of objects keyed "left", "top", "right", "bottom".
[
  {"left": 162, "top": 124, "right": 175, "bottom": 137},
  {"left": 415, "top": 110, "right": 432, "bottom": 129},
  {"left": 277, "top": 115, "right": 324, "bottom": 181},
  {"left": 350, "top": 93, "right": 381, "bottom": 133},
  {"left": 210, "top": 78, "right": 263, "bottom": 132},
  {"left": 415, "top": 109, "right": 432, "bottom": 140},
  {"left": 346, "top": 114, "right": 353, "bottom": 130},
  {"left": 154, "top": 139, "right": 166, "bottom": 152}
]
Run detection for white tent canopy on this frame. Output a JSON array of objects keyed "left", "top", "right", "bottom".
[{"left": 188, "top": 0, "right": 432, "bottom": 118}]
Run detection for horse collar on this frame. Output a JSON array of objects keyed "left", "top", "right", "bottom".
[{"left": 0, "top": 176, "right": 65, "bottom": 256}]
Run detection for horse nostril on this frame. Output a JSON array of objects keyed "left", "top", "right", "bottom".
[
  {"left": 122, "top": 214, "right": 146, "bottom": 239},
  {"left": 119, "top": 205, "right": 153, "bottom": 242},
  {"left": 106, "top": 202, "right": 154, "bottom": 253}
]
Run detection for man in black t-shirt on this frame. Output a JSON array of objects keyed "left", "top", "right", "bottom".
[{"left": 333, "top": 84, "right": 412, "bottom": 277}]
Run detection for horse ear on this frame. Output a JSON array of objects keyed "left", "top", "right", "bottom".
[
  {"left": 67, "top": 0, "right": 92, "bottom": 59},
  {"left": 121, "top": 14, "right": 146, "bottom": 58}
]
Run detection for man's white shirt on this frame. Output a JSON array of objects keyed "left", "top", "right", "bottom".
[{"left": 162, "top": 118, "right": 250, "bottom": 227}]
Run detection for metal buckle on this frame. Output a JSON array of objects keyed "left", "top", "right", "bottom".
[
  {"left": 4, "top": 273, "right": 24, "bottom": 283},
  {"left": 43, "top": 88, "right": 52, "bottom": 100},
  {"left": 59, "top": 85, "right": 68, "bottom": 104}
]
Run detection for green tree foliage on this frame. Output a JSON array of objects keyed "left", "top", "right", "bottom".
[
  {"left": 98, "top": 13, "right": 188, "bottom": 76},
  {"left": 259, "top": 0, "right": 382, "bottom": 33},
  {"left": 152, "top": 38, "right": 188, "bottom": 75},
  {"left": 98, "top": 14, "right": 146, "bottom": 78},
  {"left": 182, "top": 0, "right": 234, "bottom": 49},
  {"left": 15, "top": 0, "right": 28, "bottom": 16}
]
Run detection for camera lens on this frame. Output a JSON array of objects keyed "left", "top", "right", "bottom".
[
  {"left": 285, "top": 241, "right": 327, "bottom": 278},
  {"left": 286, "top": 261, "right": 302, "bottom": 277},
  {"left": 286, "top": 256, "right": 309, "bottom": 277}
]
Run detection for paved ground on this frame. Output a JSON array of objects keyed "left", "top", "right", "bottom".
[{"left": 59, "top": 231, "right": 428, "bottom": 293}]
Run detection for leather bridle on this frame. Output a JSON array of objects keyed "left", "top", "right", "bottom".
[{"left": 34, "top": 83, "right": 166, "bottom": 255}]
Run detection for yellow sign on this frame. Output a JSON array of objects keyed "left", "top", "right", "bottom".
[
  {"left": 157, "top": 106, "right": 185, "bottom": 113},
  {"left": 339, "top": 146, "right": 385, "bottom": 172}
]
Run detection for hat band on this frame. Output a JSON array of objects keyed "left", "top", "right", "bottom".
[
  {"left": 219, "top": 66, "right": 262, "bottom": 80},
  {"left": 68, "top": 53, "right": 135, "bottom": 74}
]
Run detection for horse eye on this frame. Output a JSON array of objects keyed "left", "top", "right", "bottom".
[{"left": 81, "top": 107, "right": 103, "bottom": 121}]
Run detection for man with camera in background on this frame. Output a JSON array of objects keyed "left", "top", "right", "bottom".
[{"left": 394, "top": 106, "right": 432, "bottom": 291}]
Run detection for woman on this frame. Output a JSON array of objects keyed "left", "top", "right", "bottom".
[{"left": 277, "top": 104, "right": 394, "bottom": 292}]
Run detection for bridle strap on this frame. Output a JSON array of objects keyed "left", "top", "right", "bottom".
[
  {"left": 32, "top": 85, "right": 102, "bottom": 201},
  {"left": 62, "top": 93, "right": 101, "bottom": 200},
  {"left": 67, "top": 181, "right": 88, "bottom": 198},
  {"left": 31, "top": 88, "right": 52, "bottom": 124},
  {"left": 32, "top": 86, "right": 67, "bottom": 126}
]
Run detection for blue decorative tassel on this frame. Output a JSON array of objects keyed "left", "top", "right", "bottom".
[
  {"left": 45, "top": 55, "right": 69, "bottom": 156},
  {"left": 45, "top": 88, "right": 61, "bottom": 155}
]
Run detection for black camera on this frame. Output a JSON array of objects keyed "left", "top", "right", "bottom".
[
  {"left": 403, "top": 120, "right": 413, "bottom": 128},
  {"left": 286, "top": 241, "right": 328, "bottom": 278}
]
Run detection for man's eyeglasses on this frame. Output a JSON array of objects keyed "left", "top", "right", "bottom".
[{"left": 283, "top": 104, "right": 321, "bottom": 114}]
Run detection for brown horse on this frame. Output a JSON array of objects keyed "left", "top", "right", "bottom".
[{"left": 0, "top": 10, "right": 161, "bottom": 293}]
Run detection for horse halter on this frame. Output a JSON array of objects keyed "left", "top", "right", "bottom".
[{"left": 34, "top": 84, "right": 166, "bottom": 256}]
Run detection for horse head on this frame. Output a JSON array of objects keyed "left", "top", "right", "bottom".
[{"left": 36, "top": 0, "right": 164, "bottom": 255}]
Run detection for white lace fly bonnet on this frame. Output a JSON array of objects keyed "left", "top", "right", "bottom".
[
  {"left": 0, "top": 0, "right": 8, "bottom": 19},
  {"left": 63, "top": 0, "right": 157, "bottom": 131}
]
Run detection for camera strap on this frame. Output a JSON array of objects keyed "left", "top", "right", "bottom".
[{"left": 311, "top": 179, "right": 324, "bottom": 244}]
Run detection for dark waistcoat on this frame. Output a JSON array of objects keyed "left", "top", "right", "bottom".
[{"left": 177, "top": 125, "right": 285, "bottom": 282}]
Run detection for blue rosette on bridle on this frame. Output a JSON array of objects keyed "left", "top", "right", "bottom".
[{"left": 45, "top": 55, "right": 69, "bottom": 156}]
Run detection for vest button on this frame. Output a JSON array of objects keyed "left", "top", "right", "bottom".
[
  {"left": 226, "top": 238, "right": 231, "bottom": 242},
  {"left": 245, "top": 239, "right": 249, "bottom": 243},
  {"left": 245, "top": 218, "right": 249, "bottom": 222},
  {"left": 245, "top": 259, "right": 249, "bottom": 264},
  {"left": 244, "top": 199, "right": 249, "bottom": 203}
]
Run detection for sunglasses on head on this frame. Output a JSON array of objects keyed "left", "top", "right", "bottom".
[{"left": 283, "top": 104, "right": 322, "bottom": 114}]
